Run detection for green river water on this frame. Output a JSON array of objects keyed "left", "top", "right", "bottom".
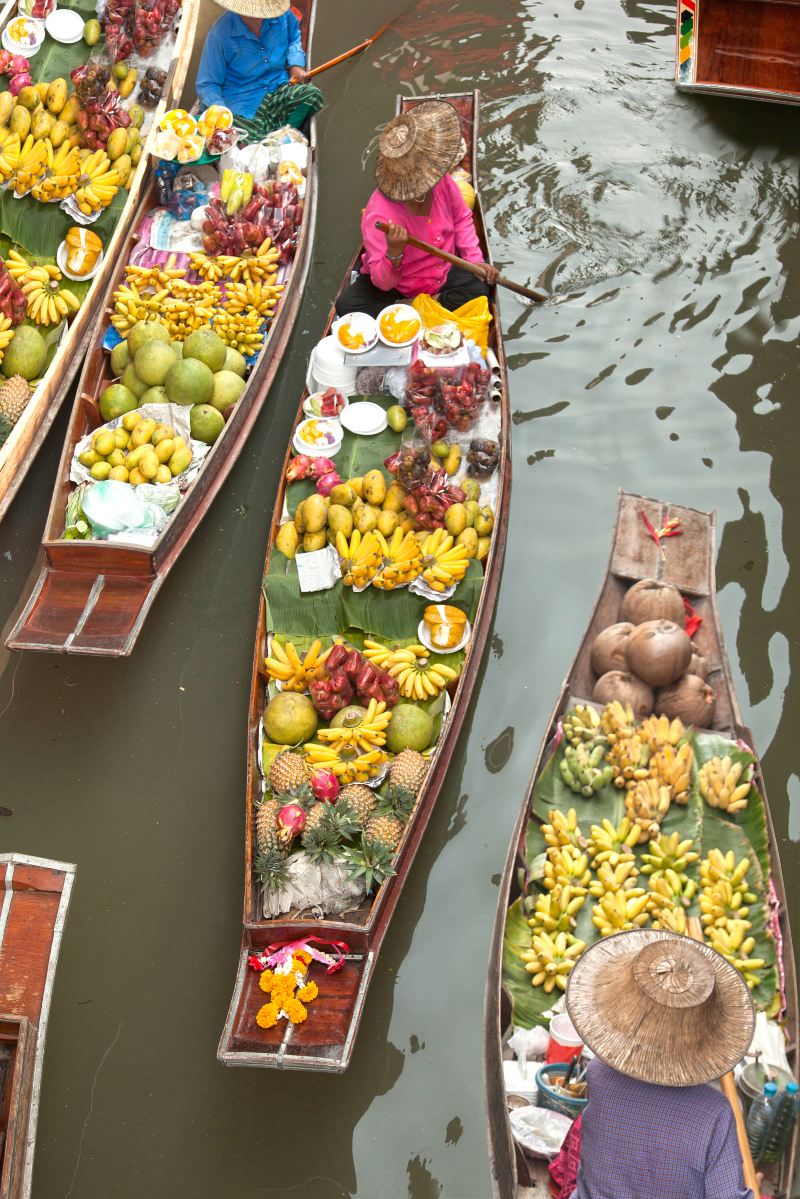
[{"left": 0, "top": 0, "right": 799, "bottom": 1195}]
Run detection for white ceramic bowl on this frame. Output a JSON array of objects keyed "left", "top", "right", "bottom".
[
  {"left": 57, "top": 240, "right": 103, "bottom": 282},
  {"left": 3, "top": 15, "right": 44, "bottom": 55},
  {"left": 313, "top": 335, "right": 347, "bottom": 367},
  {"left": 339, "top": 401, "right": 387, "bottom": 436},
  {"left": 302, "top": 390, "right": 349, "bottom": 419},
  {"left": 332, "top": 313, "right": 378, "bottom": 356},
  {"left": 377, "top": 303, "right": 422, "bottom": 348},
  {"left": 418, "top": 617, "right": 471, "bottom": 655},
  {"left": 45, "top": 7, "right": 84, "bottom": 41},
  {"left": 293, "top": 417, "right": 343, "bottom": 457}
]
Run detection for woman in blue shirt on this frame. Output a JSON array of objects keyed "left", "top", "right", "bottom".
[{"left": 197, "top": 0, "right": 307, "bottom": 122}]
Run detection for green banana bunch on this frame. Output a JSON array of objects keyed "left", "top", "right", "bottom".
[
  {"left": 520, "top": 929, "right": 585, "bottom": 992},
  {"left": 640, "top": 832, "right": 699, "bottom": 882},
  {"left": 560, "top": 743, "right": 614, "bottom": 797}
]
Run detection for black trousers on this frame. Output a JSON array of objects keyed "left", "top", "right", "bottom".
[{"left": 335, "top": 264, "right": 489, "bottom": 319}]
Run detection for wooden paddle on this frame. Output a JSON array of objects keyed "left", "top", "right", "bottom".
[
  {"left": 305, "top": 21, "right": 392, "bottom": 81},
  {"left": 687, "top": 916, "right": 761, "bottom": 1199},
  {"left": 374, "top": 220, "right": 549, "bottom": 303}
]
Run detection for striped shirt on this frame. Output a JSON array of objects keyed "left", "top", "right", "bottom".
[{"left": 572, "top": 1058, "right": 753, "bottom": 1199}]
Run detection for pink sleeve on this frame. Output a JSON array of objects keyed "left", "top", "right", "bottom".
[
  {"left": 361, "top": 192, "right": 403, "bottom": 292},
  {"left": 446, "top": 174, "right": 483, "bottom": 264}
]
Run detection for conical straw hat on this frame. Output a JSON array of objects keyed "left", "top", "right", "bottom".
[
  {"left": 565, "top": 929, "right": 755, "bottom": 1086},
  {"left": 376, "top": 100, "right": 463, "bottom": 202},
  {"left": 214, "top": 0, "right": 289, "bottom": 19}
]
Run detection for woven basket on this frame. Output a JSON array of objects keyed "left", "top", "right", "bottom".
[{"left": 535, "top": 1063, "right": 589, "bottom": 1119}]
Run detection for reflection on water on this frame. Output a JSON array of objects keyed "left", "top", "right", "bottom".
[{"left": 0, "top": 0, "right": 798, "bottom": 1195}]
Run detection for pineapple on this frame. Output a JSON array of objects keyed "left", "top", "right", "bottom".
[
  {"left": 339, "top": 784, "right": 376, "bottom": 826},
  {"left": 365, "top": 814, "right": 403, "bottom": 852},
  {"left": 387, "top": 749, "right": 428, "bottom": 796},
  {"left": 342, "top": 834, "right": 396, "bottom": 893},
  {"left": 254, "top": 849, "right": 290, "bottom": 895},
  {"left": 268, "top": 750, "right": 311, "bottom": 797},
  {"left": 255, "top": 797, "right": 282, "bottom": 854},
  {"left": 304, "top": 801, "right": 328, "bottom": 834},
  {"left": 0, "top": 376, "right": 31, "bottom": 428}
]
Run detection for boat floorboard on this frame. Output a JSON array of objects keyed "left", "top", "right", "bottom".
[{"left": 695, "top": 0, "right": 800, "bottom": 94}]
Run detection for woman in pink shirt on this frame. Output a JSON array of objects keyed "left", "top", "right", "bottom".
[{"left": 336, "top": 100, "right": 498, "bottom": 319}]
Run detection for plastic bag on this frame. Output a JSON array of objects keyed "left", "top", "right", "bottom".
[
  {"left": 261, "top": 850, "right": 365, "bottom": 919},
  {"left": 509, "top": 1106, "right": 573, "bottom": 1160},
  {"left": 82, "top": 479, "right": 172, "bottom": 538},
  {"left": 412, "top": 294, "right": 492, "bottom": 353}
]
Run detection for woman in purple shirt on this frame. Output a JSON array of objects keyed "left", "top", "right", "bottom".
[
  {"left": 561, "top": 929, "right": 757, "bottom": 1199},
  {"left": 336, "top": 100, "right": 499, "bottom": 318}
]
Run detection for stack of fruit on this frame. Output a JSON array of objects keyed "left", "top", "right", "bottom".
[{"left": 77, "top": 412, "right": 193, "bottom": 484}]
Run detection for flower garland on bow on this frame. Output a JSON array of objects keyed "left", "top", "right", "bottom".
[{"left": 248, "top": 936, "right": 349, "bottom": 1030}]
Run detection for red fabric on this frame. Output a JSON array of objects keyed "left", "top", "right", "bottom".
[
  {"left": 549, "top": 1114, "right": 582, "bottom": 1199},
  {"left": 683, "top": 597, "right": 702, "bottom": 639}
]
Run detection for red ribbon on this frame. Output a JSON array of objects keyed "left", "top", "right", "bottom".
[
  {"left": 683, "top": 597, "right": 702, "bottom": 639},
  {"left": 248, "top": 936, "right": 349, "bottom": 975},
  {"left": 640, "top": 511, "right": 682, "bottom": 561}
]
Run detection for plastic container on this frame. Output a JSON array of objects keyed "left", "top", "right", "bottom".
[
  {"left": 546, "top": 1013, "right": 584, "bottom": 1065},
  {"left": 745, "top": 1081, "right": 778, "bottom": 1160},
  {"left": 738, "top": 1062, "right": 795, "bottom": 1115},
  {"left": 760, "top": 1081, "right": 799, "bottom": 1165},
  {"left": 535, "top": 1062, "right": 589, "bottom": 1120}
]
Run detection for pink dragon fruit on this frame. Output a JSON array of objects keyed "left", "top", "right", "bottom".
[
  {"left": 311, "top": 770, "right": 339, "bottom": 803},
  {"left": 315, "top": 471, "right": 342, "bottom": 498},
  {"left": 276, "top": 803, "right": 307, "bottom": 844}
]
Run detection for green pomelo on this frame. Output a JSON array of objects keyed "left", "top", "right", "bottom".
[
  {"left": 134, "top": 340, "right": 177, "bottom": 386},
  {"left": 110, "top": 341, "right": 132, "bottom": 375},
  {"left": 189, "top": 403, "right": 224, "bottom": 444},
  {"left": 223, "top": 347, "right": 247, "bottom": 378},
  {"left": 122, "top": 363, "right": 148, "bottom": 398},
  {"left": 140, "top": 385, "right": 170, "bottom": 406},
  {"left": 127, "top": 319, "right": 170, "bottom": 356},
  {"left": 386, "top": 703, "right": 434, "bottom": 753},
  {"left": 211, "top": 369, "right": 245, "bottom": 414},
  {"left": 182, "top": 329, "right": 227, "bottom": 373},
  {"left": 1, "top": 326, "right": 47, "bottom": 380},
  {"left": 164, "top": 358, "right": 214, "bottom": 406},
  {"left": 99, "top": 383, "right": 138, "bottom": 422},
  {"left": 263, "top": 692, "right": 318, "bottom": 746}
]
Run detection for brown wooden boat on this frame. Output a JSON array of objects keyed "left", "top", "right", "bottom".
[
  {"left": 218, "top": 89, "right": 511, "bottom": 1072},
  {"left": 0, "top": 853, "right": 75, "bottom": 1199},
  {"left": 484, "top": 491, "right": 799, "bottom": 1198},
  {"left": 674, "top": 0, "right": 800, "bottom": 103},
  {"left": 5, "top": 0, "right": 319, "bottom": 658},
  {"left": 0, "top": 0, "right": 201, "bottom": 525}
]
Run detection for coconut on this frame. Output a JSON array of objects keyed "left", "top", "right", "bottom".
[
  {"left": 620, "top": 579, "right": 685, "bottom": 627},
  {"left": 625, "top": 620, "right": 692, "bottom": 687},
  {"left": 592, "top": 671, "right": 653, "bottom": 719},
  {"left": 688, "top": 643, "right": 709, "bottom": 680},
  {"left": 655, "top": 675, "right": 716, "bottom": 728},
  {"left": 590, "top": 622, "right": 635, "bottom": 677}
]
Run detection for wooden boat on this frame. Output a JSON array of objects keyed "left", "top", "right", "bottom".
[
  {"left": 484, "top": 490, "right": 799, "bottom": 1198},
  {"left": 0, "top": 853, "right": 75, "bottom": 1199},
  {"left": 0, "top": 0, "right": 201, "bottom": 525},
  {"left": 218, "top": 89, "right": 510, "bottom": 1072},
  {"left": 674, "top": 0, "right": 800, "bottom": 104},
  {"left": 6, "top": 0, "right": 319, "bottom": 657}
]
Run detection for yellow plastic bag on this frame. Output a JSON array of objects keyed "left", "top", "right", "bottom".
[{"left": 411, "top": 293, "right": 492, "bottom": 354}]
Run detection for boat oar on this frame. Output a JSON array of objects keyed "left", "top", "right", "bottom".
[
  {"left": 374, "top": 221, "right": 549, "bottom": 303},
  {"left": 305, "top": 21, "right": 392, "bottom": 81},
  {"left": 687, "top": 916, "right": 761, "bottom": 1199}
]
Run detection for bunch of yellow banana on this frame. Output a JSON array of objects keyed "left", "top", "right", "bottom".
[
  {"left": 336, "top": 529, "right": 386, "bottom": 588},
  {"left": 225, "top": 245, "right": 280, "bottom": 284},
  {"left": 698, "top": 755, "right": 752, "bottom": 814},
  {"left": 11, "top": 135, "right": 51, "bottom": 196},
  {"left": 592, "top": 890, "right": 652, "bottom": 936},
  {"left": 169, "top": 279, "right": 222, "bottom": 305},
  {"left": 562, "top": 704, "right": 603, "bottom": 747},
  {"left": 699, "top": 876, "right": 755, "bottom": 929},
  {"left": 651, "top": 905, "right": 688, "bottom": 933},
  {"left": 372, "top": 529, "right": 423, "bottom": 590},
  {"left": 528, "top": 884, "right": 585, "bottom": 934},
  {"left": 586, "top": 816, "right": 641, "bottom": 866},
  {"left": 264, "top": 637, "right": 331, "bottom": 692},
  {"left": 304, "top": 742, "right": 388, "bottom": 785},
  {"left": 607, "top": 733, "right": 650, "bottom": 790},
  {"left": 705, "top": 920, "right": 765, "bottom": 990},
  {"left": 189, "top": 253, "right": 226, "bottom": 283},
  {"left": 520, "top": 929, "right": 585, "bottom": 993},
  {"left": 30, "top": 142, "right": 82, "bottom": 202},
  {"left": 0, "top": 316, "right": 14, "bottom": 360},
  {"left": 624, "top": 775, "right": 672, "bottom": 836},
  {"left": 212, "top": 309, "right": 264, "bottom": 356},
  {"left": 639, "top": 713, "right": 685, "bottom": 751},
  {"left": 420, "top": 529, "right": 470, "bottom": 591},
  {"left": 649, "top": 741, "right": 693, "bottom": 805},
  {"left": 542, "top": 845, "right": 591, "bottom": 893},
  {"left": 639, "top": 832, "right": 699, "bottom": 882},
  {"left": 362, "top": 639, "right": 392, "bottom": 667},
  {"left": 599, "top": 700, "right": 636, "bottom": 744},
  {"left": 647, "top": 870, "right": 698, "bottom": 909},
  {"left": 588, "top": 859, "right": 644, "bottom": 899},
  {"left": 541, "top": 808, "right": 585, "bottom": 851},
  {"left": 74, "top": 151, "right": 120, "bottom": 214},
  {"left": 225, "top": 279, "right": 283, "bottom": 318},
  {"left": 125, "top": 262, "right": 187, "bottom": 290},
  {"left": 110, "top": 282, "right": 149, "bottom": 333},
  {"left": 700, "top": 848, "right": 755, "bottom": 894},
  {"left": 317, "top": 698, "right": 392, "bottom": 752},
  {"left": 380, "top": 643, "right": 459, "bottom": 699},
  {"left": 158, "top": 297, "right": 216, "bottom": 341},
  {"left": 5, "top": 249, "right": 37, "bottom": 284},
  {"left": 0, "top": 131, "right": 20, "bottom": 181},
  {"left": 21, "top": 266, "right": 79, "bottom": 325}
]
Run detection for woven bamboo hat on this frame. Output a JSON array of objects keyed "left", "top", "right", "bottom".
[
  {"left": 565, "top": 929, "right": 755, "bottom": 1087},
  {"left": 376, "top": 100, "right": 462, "bottom": 202},
  {"left": 215, "top": 0, "right": 289, "bottom": 18}
]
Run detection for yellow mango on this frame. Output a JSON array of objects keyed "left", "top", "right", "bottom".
[
  {"left": 125, "top": 446, "right": 145, "bottom": 469},
  {"left": 78, "top": 449, "right": 100, "bottom": 468},
  {"left": 106, "top": 127, "right": 128, "bottom": 161},
  {"left": 293, "top": 498, "right": 307, "bottom": 534},
  {"left": 353, "top": 504, "right": 378, "bottom": 535},
  {"left": 156, "top": 464, "right": 172, "bottom": 484},
  {"left": 443, "top": 445, "right": 462, "bottom": 476},
  {"left": 49, "top": 119, "right": 68, "bottom": 148},
  {"left": 0, "top": 92, "right": 12, "bottom": 127},
  {"left": 155, "top": 438, "right": 175, "bottom": 463},
  {"left": 93, "top": 429, "right": 116, "bottom": 457},
  {"left": 130, "top": 419, "right": 157, "bottom": 447},
  {"left": 456, "top": 527, "right": 479, "bottom": 559},
  {"left": 138, "top": 451, "right": 159, "bottom": 480},
  {"left": 445, "top": 503, "right": 467, "bottom": 538},
  {"left": 31, "top": 109, "right": 53, "bottom": 140},
  {"left": 275, "top": 521, "right": 299, "bottom": 559},
  {"left": 327, "top": 504, "right": 353, "bottom": 538},
  {"left": 128, "top": 467, "right": 145, "bottom": 486},
  {"left": 303, "top": 531, "right": 327, "bottom": 553},
  {"left": 60, "top": 95, "right": 80, "bottom": 126},
  {"left": 382, "top": 482, "right": 406, "bottom": 514},
  {"left": 477, "top": 536, "right": 491, "bottom": 561},
  {"left": 46, "top": 78, "right": 68, "bottom": 115},
  {"left": 464, "top": 499, "right": 479, "bottom": 527},
  {"left": 9, "top": 107, "right": 30, "bottom": 139},
  {"left": 114, "top": 153, "right": 132, "bottom": 187},
  {"left": 362, "top": 468, "right": 387, "bottom": 507},
  {"left": 122, "top": 410, "right": 141, "bottom": 431},
  {"left": 302, "top": 494, "right": 327, "bottom": 534},
  {"left": 109, "top": 465, "right": 130, "bottom": 482},
  {"left": 377, "top": 510, "right": 397, "bottom": 538},
  {"left": 16, "top": 87, "right": 38, "bottom": 111},
  {"left": 474, "top": 507, "right": 495, "bottom": 537},
  {"left": 118, "top": 69, "right": 137, "bottom": 99},
  {"left": 329, "top": 483, "right": 357, "bottom": 508},
  {"left": 113, "top": 427, "right": 130, "bottom": 449},
  {"left": 89, "top": 461, "right": 111, "bottom": 480},
  {"left": 347, "top": 476, "right": 364, "bottom": 499},
  {"left": 107, "top": 448, "right": 126, "bottom": 468},
  {"left": 151, "top": 424, "right": 175, "bottom": 445},
  {"left": 168, "top": 446, "right": 193, "bottom": 476}
]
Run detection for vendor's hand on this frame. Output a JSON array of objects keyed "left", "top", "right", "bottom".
[
  {"left": 289, "top": 66, "right": 308, "bottom": 84},
  {"left": 480, "top": 262, "right": 500, "bottom": 286},
  {"left": 383, "top": 222, "right": 408, "bottom": 259}
]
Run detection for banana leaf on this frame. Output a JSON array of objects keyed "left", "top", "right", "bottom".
[
  {"left": 0, "top": 186, "right": 127, "bottom": 262},
  {"left": 26, "top": 0, "right": 100, "bottom": 86},
  {"left": 503, "top": 727, "right": 779, "bottom": 1029}
]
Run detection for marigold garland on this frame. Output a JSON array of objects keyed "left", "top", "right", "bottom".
[{"left": 255, "top": 953, "right": 319, "bottom": 1030}]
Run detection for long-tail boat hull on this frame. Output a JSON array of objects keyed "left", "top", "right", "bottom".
[
  {"left": 484, "top": 491, "right": 798, "bottom": 1198},
  {"left": 218, "top": 90, "right": 511, "bottom": 1071},
  {"left": 675, "top": 0, "right": 800, "bottom": 104},
  {"left": 0, "top": 0, "right": 201, "bottom": 524},
  {"left": 0, "top": 854, "right": 75, "bottom": 1199},
  {"left": 5, "top": 0, "right": 318, "bottom": 657}
]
